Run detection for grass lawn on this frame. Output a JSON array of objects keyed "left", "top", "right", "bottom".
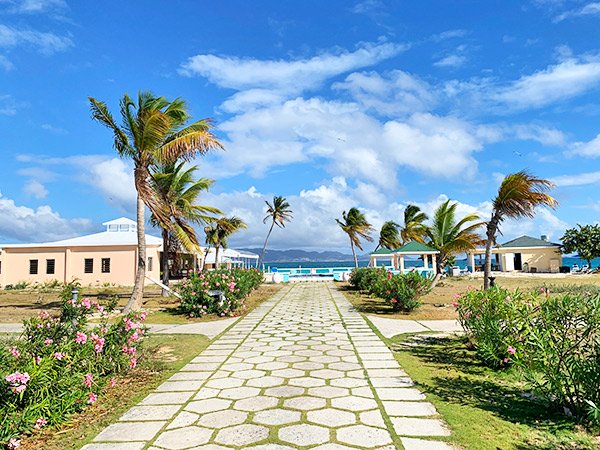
[
  {"left": 341, "top": 273, "right": 600, "bottom": 320},
  {"left": 0, "top": 284, "right": 283, "bottom": 323},
  {"left": 386, "top": 334, "right": 600, "bottom": 450},
  {"left": 18, "top": 333, "right": 210, "bottom": 450}
]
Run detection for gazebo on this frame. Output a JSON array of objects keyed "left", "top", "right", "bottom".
[{"left": 369, "top": 242, "right": 440, "bottom": 275}]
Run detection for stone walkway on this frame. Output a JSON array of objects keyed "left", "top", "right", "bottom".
[{"left": 83, "top": 283, "right": 454, "bottom": 450}]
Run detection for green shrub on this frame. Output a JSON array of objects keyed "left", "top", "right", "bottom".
[
  {"left": 178, "top": 268, "right": 263, "bottom": 317},
  {"left": 349, "top": 268, "right": 430, "bottom": 312},
  {"left": 456, "top": 287, "right": 532, "bottom": 368},
  {"left": 0, "top": 290, "right": 147, "bottom": 447}
]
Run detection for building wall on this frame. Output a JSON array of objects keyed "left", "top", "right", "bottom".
[
  {"left": 0, "top": 245, "right": 161, "bottom": 287},
  {"left": 516, "top": 248, "right": 562, "bottom": 273}
]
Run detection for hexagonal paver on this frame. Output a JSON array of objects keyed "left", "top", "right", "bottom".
[
  {"left": 284, "top": 396, "right": 327, "bottom": 411},
  {"left": 218, "top": 386, "right": 261, "bottom": 400},
  {"left": 337, "top": 424, "right": 393, "bottom": 447},
  {"left": 185, "top": 398, "right": 231, "bottom": 414},
  {"left": 205, "top": 377, "right": 245, "bottom": 389},
  {"left": 264, "top": 385, "right": 305, "bottom": 398},
  {"left": 234, "top": 396, "right": 279, "bottom": 411},
  {"left": 254, "top": 408, "right": 302, "bottom": 425},
  {"left": 307, "top": 408, "right": 357, "bottom": 427},
  {"left": 215, "top": 424, "right": 269, "bottom": 446},
  {"left": 153, "top": 426, "right": 213, "bottom": 449},
  {"left": 271, "top": 368, "right": 305, "bottom": 378},
  {"left": 331, "top": 396, "right": 379, "bottom": 412},
  {"left": 288, "top": 376, "right": 326, "bottom": 387},
  {"left": 308, "top": 386, "right": 350, "bottom": 398},
  {"left": 256, "top": 361, "right": 289, "bottom": 371},
  {"left": 220, "top": 362, "right": 254, "bottom": 371},
  {"left": 276, "top": 356, "right": 306, "bottom": 363},
  {"left": 330, "top": 378, "right": 368, "bottom": 388},
  {"left": 232, "top": 369, "right": 267, "bottom": 379},
  {"left": 279, "top": 424, "right": 330, "bottom": 446},
  {"left": 312, "top": 369, "right": 345, "bottom": 379},
  {"left": 197, "top": 409, "right": 248, "bottom": 428},
  {"left": 247, "top": 376, "right": 285, "bottom": 388}
]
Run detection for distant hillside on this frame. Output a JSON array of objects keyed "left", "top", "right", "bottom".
[{"left": 239, "top": 248, "right": 369, "bottom": 263}]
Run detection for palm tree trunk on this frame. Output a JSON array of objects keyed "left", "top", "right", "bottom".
[
  {"left": 202, "top": 245, "right": 210, "bottom": 271},
  {"left": 215, "top": 240, "right": 221, "bottom": 269},
  {"left": 430, "top": 256, "right": 445, "bottom": 289},
  {"left": 259, "top": 221, "right": 275, "bottom": 267},
  {"left": 125, "top": 193, "right": 146, "bottom": 312},
  {"left": 483, "top": 215, "right": 499, "bottom": 290},
  {"left": 350, "top": 238, "right": 358, "bottom": 268},
  {"left": 161, "top": 229, "right": 170, "bottom": 297}
]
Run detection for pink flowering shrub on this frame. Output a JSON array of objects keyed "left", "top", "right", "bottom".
[
  {"left": 0, "top": 288, "right": 147, "bottom": 447},
  {"left": 178, "top": 268, "right": 263, "bottom": 317}
]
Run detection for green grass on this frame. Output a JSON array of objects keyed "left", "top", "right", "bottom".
[
  {"left": 388, "top": 334, "right": 600, "bottom": 450},
  {"left": 19, "top": 334, "right": 209, "bottom": 450}
]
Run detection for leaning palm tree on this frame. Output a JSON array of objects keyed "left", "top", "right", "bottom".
[
  {"left": 207, "top": 216, "right": 247, "bottom": 269},
  {"left": 150, "top": 162, "right": 221, "bottom": 295},
  {"left": 89, "top": 91, "right": 223, "bottom": 312},
  {"left": 401, "top": 204, "right": 429, "bottom": 244},
  {"left": 483, "top": 171, "right": 557, "bottom": 289},
  {"left": 426, "top": 200, "right": 484, "bottom": 286},
  {"left": 259, "top": 196, "right": 293, "bottom": 267},
  {"left": 374, "top": 221, "right": 401, "bottom": 252},
  {"left": 336, "top": 207, "right": 374, "bottom": 268}
]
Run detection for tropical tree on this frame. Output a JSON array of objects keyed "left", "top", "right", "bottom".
[
  {"left": 150, "top": 162, "right": 221, "bottom": 295},
  {"left": 259, "top": 196, "right": 293, "bottom": 267},
  {"left": 89, "top": 91, "right": 223, "bottom": 312},
  {"left": 205, "top": 216, "right": 247, "bottom": 269},
  {"left": 483, "top": 171, "right": 557, "bottom": 289},
  {"left": 336, "top": 208, "right": 374, "bottom": 268},
  {"left": 561, "top": 224, "right": 600, "bottom": 270},
  {"left": 374, "top": 221, "right": 401, "bottom": 251},
  {"left": 401, "top": 204, "right": 429, "bottom": 244},
  {"left": 426, "top": 200, "right": 484, "bottom": 286}
]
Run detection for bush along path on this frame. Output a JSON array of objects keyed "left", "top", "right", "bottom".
[{"left": 82, "top": 283, "right": 455, "bottom": 450}]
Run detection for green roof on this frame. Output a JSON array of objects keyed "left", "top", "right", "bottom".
[
  {"left": 371, "top": 247, "right": 395, "bottom": 255},
  {"left": 396, "top": 241, "right": 439, "bottom": 253},
  {"left": 499, "top": 235, "right": 560, "bottom": 248}
]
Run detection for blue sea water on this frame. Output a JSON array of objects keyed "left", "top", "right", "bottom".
[{"left": 264, "top": 256, "right": 599, "bottom": 271}]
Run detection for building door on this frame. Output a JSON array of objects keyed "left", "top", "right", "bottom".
[{"left": 514, "top": 253, "right": 522, "bottom": 271}]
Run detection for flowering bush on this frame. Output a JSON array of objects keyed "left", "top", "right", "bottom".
[
  {"left": 349, "top": 268, "right": 431, "bottom": 312},
  {"left": 178, "top": 268, "right": 263, "bottom": 317},
  {"left": 0, "top": 290, "right": 147, "bottom": 448}
]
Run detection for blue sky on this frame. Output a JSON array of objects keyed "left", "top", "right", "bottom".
[{"left": 1, "top": 0, "right": 600, "bottom": 251}]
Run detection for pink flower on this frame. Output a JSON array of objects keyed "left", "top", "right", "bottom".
[
  {"left": 129, "top": 332, "right": 140, "bottom": 343},
  {"left": 387, "top": 272, "right": 392, "bottom": 280},
  {"left": 44, "top": 338, "right": 53, "bottom": 345},
  {"left": 7, "top": 438, "right": 20, "bottom": 449},
  {"left": 5, "top": 371, "right": 30, "bottom": 394},
  {"left": 451, "top": 301, "right": 459, "bottom": 309},
  {"left": 228, "top": 282, "right": 236, "bottom": 290},
  {"left": 39, "top": 311, "right": 49, "bottom": 319},
  {"left": 507, "top": 346, "right": 516, "bottom": 355},
  {"left": 94, "top": 338, "right": 105, "bottom": 353},
  {"left": 109, "top": 378, "right": 117, "bottom": 388},
  {"left": 34, "top": 417, "right": 47, "bottom": 430},
  {"left": 129, "top": 358, "right": 137, "bottom": 369},
  {"left": 53, "top": 352, "right": 66, "bottom": 360},
  {"left": 83, "top": 373, "right": 93, "bottom": 388},
  {"left": 9, "top": 347, "right": 20, "bottom": 358},
  {"left": 81, "top": 298, "right": 92, "bottom": 309},
  {"left": 75, "top": 331, "right": 87, "bottom": 344},
  {"left": 87, "top": 392, "right": 97, "bottom": 404},
  {"left": 391, "top": 299, "right": 398, "bottom": 303},
  {"left": 35, "top": 356, "right": 42, "bottom": 365}
]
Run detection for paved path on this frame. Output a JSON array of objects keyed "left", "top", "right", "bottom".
[
  {"left": 83, "top": 283, "right": 454, "bottom": 450},
  {"left": 366, "top": 317, "right": 461, "bottom": 338}
]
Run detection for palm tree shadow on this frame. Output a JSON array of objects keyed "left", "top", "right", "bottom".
[{"left": 338, "top": 285, "right": 399, "bottom": 315}]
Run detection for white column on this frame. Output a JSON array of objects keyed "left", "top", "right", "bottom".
[
  {"left": 469, "top": 253, "right": 476, "bottom": 271},
  {"left": 399, "top": 255, "right": 405, "bottom": 273},
  {"left": 432, "top": 254, "right": 437, "bottom": 274},
  {"left": 423, "top": 254, "right": 429, "bottom": 269},
  {"left": 373, "top": 257, "right": 377, "bottom": 267}
]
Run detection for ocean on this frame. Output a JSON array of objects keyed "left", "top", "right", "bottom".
[{"left": 262, "top": 256, "right": 599, "bottom": 271}]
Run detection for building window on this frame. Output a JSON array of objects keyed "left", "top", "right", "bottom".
[
  {"left": 29, "top": 259, "right": 38, "bottom": 275},
  {"left": 148, "top": 257, "right": 153, "bottom": 272},
  {"left": 119, "top": 224, "right": 129, "bottom": 232},
  {"left": 108, "top": 224, "right": 118, "bottom": 232},
  {"left": 84, "top": 258, "right": 93, "bottom": 274},
  {"left": 101, "top": 258, "right": 110, "bottom": 273},
  {"left": 46, "top": 259, "right": 55, "bottom": 275}
]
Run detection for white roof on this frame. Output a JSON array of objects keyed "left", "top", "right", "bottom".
[
  {"left": 0, "top": 218, "right": 162, "bottom": 249},
  {"left": 202, "top": 248, "right": 259, "bottom": 264}
]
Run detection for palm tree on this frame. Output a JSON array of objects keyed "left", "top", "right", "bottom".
[
  {"left": 374, "top": 221, "right": 401, "bottom": 251},
  {"left": 205, "top": 216, "right": 247, "bottom": 269},
  {"left": 258, "top": 196, "right": 293, "bottom": 267},
  {"left": 150, "top": 162, "right": 221, "bottom": 295},
  {"left": 336, "top": 207, "right": 374, "bottom": 268},
  {"left": 483, "top": 171, "right": 557, "bottom": 289},
  {"left": 426, "top": 200, "right": 484, "bottom": 286},
  {"left": 401, "top": 204, "right": 429, "bottom": 244},
  {"left": 89, "top": 91, "right": 223, "bottom": 312}
]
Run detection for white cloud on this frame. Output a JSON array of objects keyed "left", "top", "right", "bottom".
[
  {"left": 493, "top": 57, "right": 600, "bottom": 109},
  {"left": 179, "top": 41, "right": 407, "bottom": 95},
  {"left": 551, "top": 170, "right": 600, "bottom": 186},
  {"left": 434, "top": 54, "right": 467, "bottom": 68},
  {"left": 350, "top": 0, "right": 384, "bottom": 14},
  {"left": 0, "top": 24, "right": 73, "bottom": 55},
  {"left": 3, "top": 0, "right": 67, "bottom": 14},
  {"left": 569, "top": 133, "right": 600, "bottom": 157},
  {"left": 0, "top": 94, "right": 21, "bottom": 115},
  {"left": 86, "top": 158, "right": 136, "bottom": 213},
  {"left": 23, "top": 179, "right": 48, "bottom": 199},
  {"left": 41, "top": 123, "right": 67, "bottom": 134},
  {"left": 0, "top": 192, "right": 93, "bottom": 243},
  {"left": 0, "top": 55, "right": 14, "bottom": 71},
  {"left": 431, "top": 29, "right": 469, "bottom": 42},
  {"left": 554, "top": 2, "right": 600, "bottom": 21},
  {"left": 510, "top": 124, "right": 567, "bottom": 146}
]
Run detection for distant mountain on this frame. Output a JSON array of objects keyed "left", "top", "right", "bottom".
[{"left": 239, "top": 248, "right": 370, "bottom": 263}]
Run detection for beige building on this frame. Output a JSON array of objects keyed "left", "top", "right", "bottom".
[
  {"left": 468, "top": 235, "right": 563, "bottom": 273},
  {"left": 0, "top": 218, "right": 162, "bottom": 287}
]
